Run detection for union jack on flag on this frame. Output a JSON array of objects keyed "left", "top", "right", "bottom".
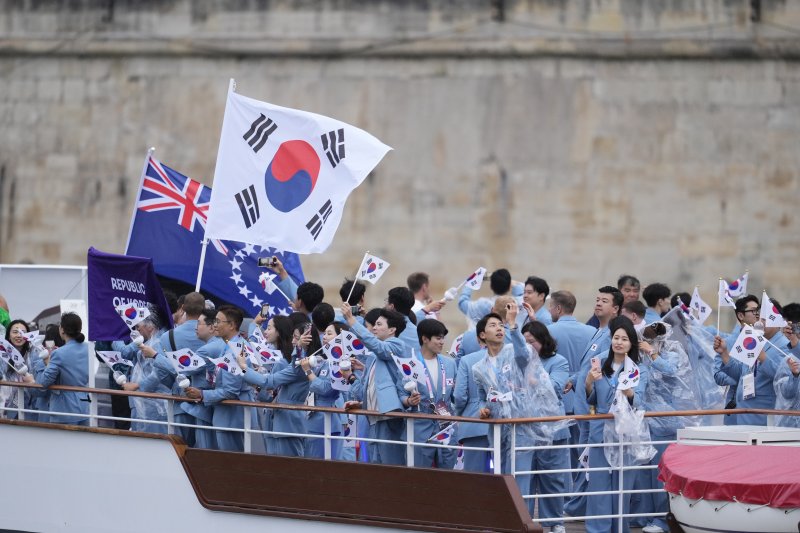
[
  {"left": 136, "top": 156, "right": 227, "bottom": 255},
  {"left": 125, "top": 149, "right": 306, "bottom": 317}
]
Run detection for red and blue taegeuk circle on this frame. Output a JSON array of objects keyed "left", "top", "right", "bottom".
[
  {"left": 179, "top": 355, "right": 191, "bottom": 367},
  {"left": 743, "top": 337, "right": 757, "bottom": 350},
  {"left": 264, "top": 140, "right": 321, "bottom": 213},
  {"left": 124, "top": 307, "right": 138, "bottom": 320}
]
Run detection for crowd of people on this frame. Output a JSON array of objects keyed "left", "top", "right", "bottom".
[{"left": 1, "top": 265, "right": 799, "bottom": 533}]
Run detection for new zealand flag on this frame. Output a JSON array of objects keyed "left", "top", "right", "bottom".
[{"left": 126, "top": 154, "right": 304, "bottom": 318}]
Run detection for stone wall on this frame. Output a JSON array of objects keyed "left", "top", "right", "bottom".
[{"left": 1, "top": 0, "right": 799, "bottom": 329}]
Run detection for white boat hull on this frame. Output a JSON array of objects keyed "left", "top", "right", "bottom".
[{"left": 669, "top": 493, "right": 799, "bottom": 533}]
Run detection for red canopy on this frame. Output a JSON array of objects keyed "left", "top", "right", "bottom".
[{"left": 659, "top": 443, "right": 800, "bottom": 508}]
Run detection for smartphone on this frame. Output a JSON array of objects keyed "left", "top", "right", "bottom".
[
  {"left": 257, "top": 256, "right": 278, "bottom": 268},
  {"left": 591, "top": 357, "right": 600, "bottom": 373},
  {"left": 45, "top": 340, "right": 55, "bottom": 349},
  {"left": 350, "top": 304, "right": 362, "bottom": 315},
  {"left": 260, "top": 304, "right": 270, "bottom": 318},
  {"left": 303, "top": 323, "right": 312, "bottom": 335}
]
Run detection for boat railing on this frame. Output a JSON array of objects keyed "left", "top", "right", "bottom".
[{"left": 2, "top": 379, "right": 799, "bottom": 532}]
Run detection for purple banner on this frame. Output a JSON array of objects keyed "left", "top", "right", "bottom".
[{"left": 87, "top": 246, "right": 174, "bottom": 341}]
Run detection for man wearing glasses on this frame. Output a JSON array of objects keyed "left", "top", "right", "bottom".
[{"left": 713, "top": 295, "right": 788, "bottom": 426}]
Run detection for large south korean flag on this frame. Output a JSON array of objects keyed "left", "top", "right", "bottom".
[{"left": 206, "top": 80, "right": 392, "bottom": 254}]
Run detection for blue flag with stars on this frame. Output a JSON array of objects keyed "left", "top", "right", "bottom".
[{"left": 126, "top": 154, "right": 303, "bottom": 317}]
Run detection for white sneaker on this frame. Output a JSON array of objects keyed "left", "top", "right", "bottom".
[
  {"left": 642, "top": 525, "right": 666, "bottom": 533},
  {"left": 550, "top": 526, "right": 566, "bottom": 533}
]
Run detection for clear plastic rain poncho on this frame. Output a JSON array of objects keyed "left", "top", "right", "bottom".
[
  {"left": 639, "top": 322, "right": 704, "bottom": 435},
  {"left": 472, "top": 343, "right": 572, "bottom": 444},
  {"left": 773, "top": 358, "right": 800, "bottom": 428},
  {"left": 662, "top": 307, "right": 726, "bottom": 412},
  {"left": 128, "top": 326, "right": 169, "bottom": 433},
  {"left": 604, "top": 388, "right": 657, "bottom": 468}
]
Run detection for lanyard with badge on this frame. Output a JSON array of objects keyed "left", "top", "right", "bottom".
[
  {"left": 742, "top": 362, "right": 757, "bottom": 400},
  {"left": 418, "top": 352, "right": 451, "bottom": 426}
]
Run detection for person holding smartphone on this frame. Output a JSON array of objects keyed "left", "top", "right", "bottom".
[{"left": 584, "top": 316, "right": 650, "bottom": 533}]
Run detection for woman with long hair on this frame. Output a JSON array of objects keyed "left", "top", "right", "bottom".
[
  {"left": 520, "top": 321, "right": 571, "bottom": 532},
  {"left": 303, "top": 321, "right": 353, "bottom": 460},
  {"left": 583, "top": 316, "right": 650, "bottom": 533},
  {"left": 237, "top": 315, "right": 313, "bottom": 457},
  {"left": 1, "top": 319, "right": 33, "bottom": 419}
]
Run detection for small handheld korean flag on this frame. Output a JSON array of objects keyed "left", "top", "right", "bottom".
[
  {"left": 21, "top": 330, "right": 45, "bottom": 346},
  {"left": 487, "top": 388, "right": 512, "bottom": 403},
  {"left": 205, "top": 80, "right": 392, "bottom": 254},
  {"left": 209, "top": 354, "right": 243, "bottom": 376},
  {"left": 341, "top": 331, "right": 365, "bottom": 358},
  {"left": 718, "top": 279, "right": 735, "bottom": 308},
  {"left": 726, "top": 272, "right": 748, "bottom": 298},
  {"left": 760, "top": 291, "right": 787, "bottom": 328},
  {"left": 357, "top": 253, "right": 390, "bottom": 285},
  {"left": 244, "top": 343, "right": 282, "bottom": 366},
  {"left": 328, "top": 363, "right": 351, "bottom": 392},
  {"left": 428, "top": 422, "right": 458, "bottom": 445},
  {"left": 166, "top": 348, "right": 206, "bottom": 373},
  {"left": 392, "top": 352, "right": 424, "bottom": 384},
  {"left": 617, "top": 356, "right": 640, "bottom": 391},
  {"left": 463, "top": 267, "right": 487, "bottom": 291},
  {"left": 227, "top": 339, "right": 245, "bottom": 357},
  {"left": 343, "top": 415, "right": 356, "bottom": 449},
  {"left": 729, "top": 325, "right": 766, "bottom": 368},
  {"left": 0, "top": 339, "right": 26, "bottom": 371},
  {"left": 96, "top": 350, "right": 134, "bottom": 370},
  {"left": 448, "top": 333, "right": 464, "bottom": 358},
  {"left": 258, "top": 272, "right": 278, "bottom": 294},
  {"left": 690, "top": 287, "right": 712, "bottom": 324},
  {"left": 115, "top": 303, "right": 150, "bottom": 330}
]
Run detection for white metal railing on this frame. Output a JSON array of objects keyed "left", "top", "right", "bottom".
[{"left": 2, "top": 379, "right": 799, "bottom": 533}]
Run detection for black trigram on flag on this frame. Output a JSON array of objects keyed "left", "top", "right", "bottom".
[
  {"left": 321, "top": 128, "right": 345, "bottom": 168},
  {"left": 235, "top": 185, "right": 260, "bottom": 228},
  {"left": 243, "top": 114, "right": 278, "bottom": 154},
  {"left": 306, "top": 199, "right": 333, "bottom": 240}
]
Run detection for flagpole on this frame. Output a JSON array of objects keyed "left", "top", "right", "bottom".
[
  {"left": 717, "top": 277, "right": 723, "bottom": 334},
  {"left": 195, "top": 239, "right": 209, "bottom": 291},
  {"left": 273, "top": 283, "right": 293, "bottom": 305},
  {"left": 196, "top": 79, "right": 237, "bottom": 292},
  {"left": 125, "top": 147, "right": 155, "bottom": 253},
  {"left": 345, "top": 251, "right": 369, "bottom": 303}
]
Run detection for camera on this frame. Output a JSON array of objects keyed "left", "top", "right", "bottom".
[{"left": 257, "top": 256, "right": 278, "bottom": 268}]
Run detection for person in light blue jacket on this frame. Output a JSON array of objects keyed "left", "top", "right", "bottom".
[
  {"left": 457, "top": 268, "right": 523, "bottom": 327},
  {"left": 714, "top": 318, "right": 786, "bottom": 426},
  {"left": 398, "top": 319, "right": 458, "bottom": 469},
  {"left": 236, "top": 315, "right": 312, "bottom": 457},
  {"left": 26, "top": 312, "right": 89, "bottom": 425},
  {"left": 584, "top": 316, "right": 650, "bottom": 533},
  {"left": 303, "top": 321, "right": 349, "bottom": 460},
  {"left": 517, "top": 276, "right": 553, "bottom": 328},
  {"left": 186, "top": 306, "right": 254, "bottom": 452},
  {"left": 520, "top": 321, "right": 570, "bottom": 530},
  {"left": 156, "top": 292, "right": 207, "bottom": 445},
  {"left": 342, "top": 305, "right": 410, "bottom": 465},
  {"left": 546, "top": 291, "right": 596, "bottom": 472}
]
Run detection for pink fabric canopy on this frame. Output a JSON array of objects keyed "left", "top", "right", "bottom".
[{"left": 659, "top": 443, "right": 800, "bottom": 508}]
